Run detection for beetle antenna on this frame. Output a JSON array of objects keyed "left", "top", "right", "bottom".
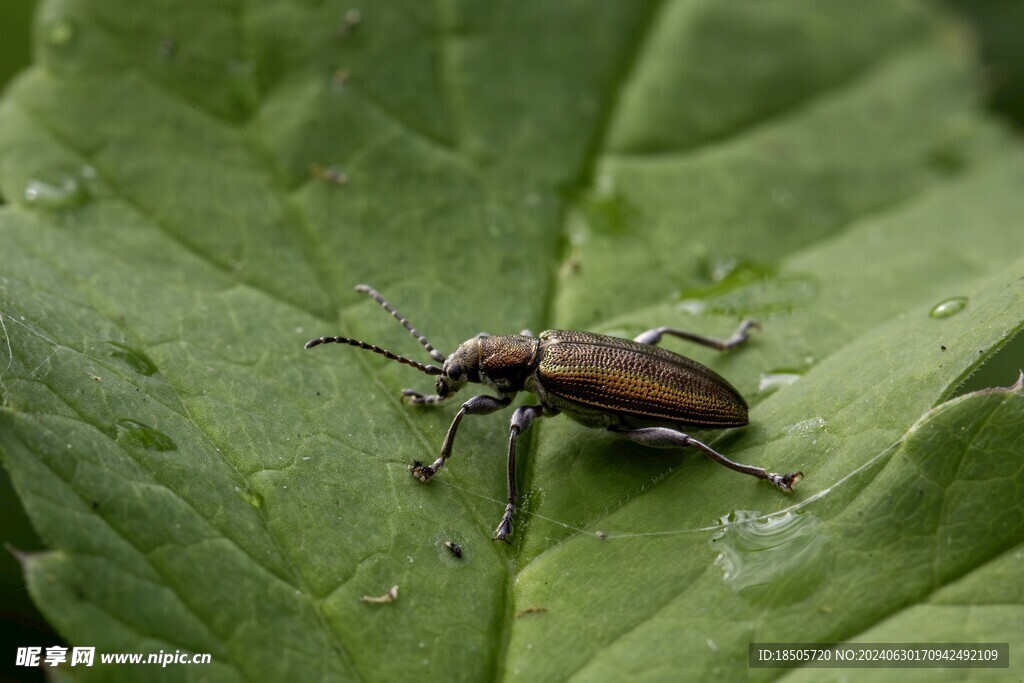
[
  {"left": 355, "top": 284, "right": 446, "bottom": 363},
  {"left": 304, "top": 336, "right": 444, "bottom": 376}
]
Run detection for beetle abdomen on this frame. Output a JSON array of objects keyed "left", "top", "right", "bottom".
[{"left": 537, "top": 331, "right": 748, "bottom": 428}]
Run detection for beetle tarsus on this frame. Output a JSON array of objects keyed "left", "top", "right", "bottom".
[
  {"left": 402, "top": 389, "right": 444, "bottom": 405},
  {"left": 729, "top": 320, "right": 761, "bottom": 347},
  {"left": 410, "top": 461, "right": 438, "bottom": 482},
  {"left": 770, "top": 471, "right": 803, "bottom": 492},
  {"left": 492, "top": 504, "right": 515, "bottom": 543}
]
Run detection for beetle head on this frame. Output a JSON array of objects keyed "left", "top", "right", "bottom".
[{"left": 436, "top": 336, "right": 483, "bottom": 398}]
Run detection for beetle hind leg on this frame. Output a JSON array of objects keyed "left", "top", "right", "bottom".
[
  {"left": 633, "top": 320, "right": 760, "bottom": 351},
  {"left": 611, "top": 426, "right": 802, "bottom": 492}
]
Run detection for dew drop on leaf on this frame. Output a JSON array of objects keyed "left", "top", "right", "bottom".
[
  {"left": 236, "top": 487, "right": 264, "bottom": 509},
  {"left": 930, "top": 296, "right": 968, "bottom": 318},
  {"left": 106, "top": 342, "right": 159, "bottom": 376},
  {"left": 115, "top": 419, "right": 177, "bottom": 451},
  {"left": 23, "top": 177, "right": 89, "bottom": 209},
  {"left": 758, "top": 370, "right": 802, "bottom": 394},
  {"left": 710, "top": 510, "right": 825, "bottom": 598}
]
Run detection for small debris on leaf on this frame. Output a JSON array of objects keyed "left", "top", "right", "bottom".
[
  {"left": 337, "top": 9, "right": 361, "bottom": 38},
  {"left": 360, "top": 584, "right": 398, "bottom": 604},
  {"left": 310, "top": 163, "right": 349, "bottom": 186}
]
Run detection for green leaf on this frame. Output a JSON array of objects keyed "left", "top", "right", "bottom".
[{"left": 1, "top": 1, "right": 1022, "bottom": 681}]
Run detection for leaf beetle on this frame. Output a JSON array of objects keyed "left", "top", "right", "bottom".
[{"left": 306, "top": 285, "right": 802, "bottom": 542}]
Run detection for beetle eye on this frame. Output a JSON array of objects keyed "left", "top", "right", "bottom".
[{"left": 448, "top": 363, "right": 463, "bottom": 381}]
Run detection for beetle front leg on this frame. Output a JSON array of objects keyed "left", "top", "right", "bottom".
[
  {"left": 411, "top": 394, "right": 513, "bottom": 482},
  {"left": 494, "top": 404, "right": 549, "bottom": 543},
  {"left": 611, "top": 426, "right": 802, "bottom": 492},
  {"left": 633, "top": 320, "right": 760, "bottom": 351}
]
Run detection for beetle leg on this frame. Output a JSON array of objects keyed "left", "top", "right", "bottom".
[
  {"left": 633, "top": 320, "right": 760, "bottom": 351},
  {"left": 401, "top": 389, "right": 447, "bottom": 405},
  {"left": 611, "top": 426, "right": 802, "bottom": 492},
  {"left": 411, "top": 394, "right": 513, "bottom": 482},
  {"left": 494, "top": 404, "right": 548, "bottom": 543}
]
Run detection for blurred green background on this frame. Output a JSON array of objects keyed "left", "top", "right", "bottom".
[
  {"left": 0, "top": 1, "right": 1021, "bottom": 680},
  {"left": 0, "top": 2, "right": 35, "bottom": 97},
  {"left": 2, "top": 6, "right": 60, "bottom": 681}
]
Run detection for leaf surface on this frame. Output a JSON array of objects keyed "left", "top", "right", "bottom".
[{"left": 1, "top": 1, "right": 1022, "bottom": 681}]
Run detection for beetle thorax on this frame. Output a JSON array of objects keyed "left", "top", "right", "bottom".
[{"left": 477, "top": 334, "right": 540, "bottom": 394}]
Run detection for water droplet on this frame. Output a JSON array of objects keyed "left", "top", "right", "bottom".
[
  {"left": 711, "top": 510, "right": 826, "bottom": 598},
  {"left": 785, "top": 416, "right": 827, "bottom": 435},
  {"left": 708, "top": 257, "right": 741, "bottom": 283},
  {"left": 236, "top": 486, "right": 263, "bottom": 508},
  {"left": 45, "top": 19, "right": 76, "bottom": 47},
  {"left": 758, "top": 370, "right": 802, "bottom": 394},
  {"left": 106, "top": 342, "right": 158, "bottom": 376},
  {"left": 676, "top": 299, "right": 707, "bottom": 315},
  {"left": 115, "top": 419, "right": 177, "bottom": 451},
  {"left": 23, "top": 177, "right": 89, "bottom": 209},
  {"left": 929, "top": 297, "right": 967, "bottom": 319}
]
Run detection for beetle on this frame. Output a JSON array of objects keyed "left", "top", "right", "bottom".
[{"left": 306, "top": 285, "right": 802, "bottom": 542}]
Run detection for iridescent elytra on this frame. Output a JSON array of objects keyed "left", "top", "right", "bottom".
[{"left": 306, "top": 285, "right": 802, "bottom": 541}]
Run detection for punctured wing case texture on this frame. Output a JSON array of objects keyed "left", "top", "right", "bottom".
[{"left": 536, "top": 330, "right": 748, "bottom": 428}]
